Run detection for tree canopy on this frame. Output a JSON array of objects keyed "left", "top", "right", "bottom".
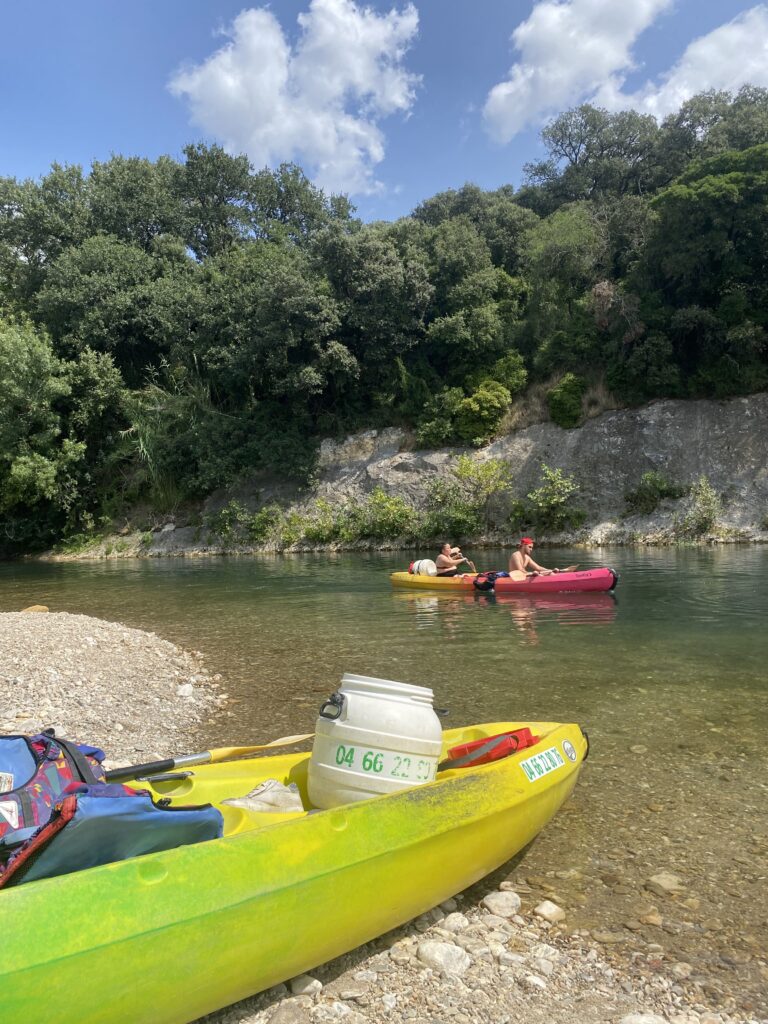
[{"left": 1, "top": 87, "right": 767, "bottom": 550}]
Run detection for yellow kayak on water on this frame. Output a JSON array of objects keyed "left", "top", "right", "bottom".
[
  {"left": 390, "top": 571, "right": 477, "bottom": 589},
  {"left": 0, "top": 720, "right": 588, "bottom": 1024}
]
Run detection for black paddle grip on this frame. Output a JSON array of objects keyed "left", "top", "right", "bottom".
[{"left": 105, "top": 757, "right": 175, "bottom": 782}]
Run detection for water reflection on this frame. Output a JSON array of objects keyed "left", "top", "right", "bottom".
[{"left": 390, "top": 589, "right": 617, "bottom": 645}]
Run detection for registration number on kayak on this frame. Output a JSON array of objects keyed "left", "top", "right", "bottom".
[
  {"left": 334, "top": 744, "right": 435, "bottom": 783},
  {"left": 519, "top": 746, "right": 565, "bottom": 782}
]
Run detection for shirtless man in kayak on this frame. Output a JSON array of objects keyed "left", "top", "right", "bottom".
[
  {"left": 509, "top": 537, "right": 559, "bottom": 577},
  {"left": 436, "top": 542, "right": 476, "bottom": 577}
]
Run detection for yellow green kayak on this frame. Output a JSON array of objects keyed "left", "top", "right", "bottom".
[{"left": 0, "top": 720, "right": 587, "bottom": 1024}]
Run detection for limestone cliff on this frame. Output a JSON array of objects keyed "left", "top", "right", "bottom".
[
  {"left": 308, "top": 393, "right": 768, "bottom": 543},
  {"left": 55, "top": 393, "right": 768, "bottom": 557}
]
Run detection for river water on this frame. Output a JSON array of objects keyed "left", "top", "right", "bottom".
[{"left": 1, "top": 546, "right": 766, "bottom": 1014}]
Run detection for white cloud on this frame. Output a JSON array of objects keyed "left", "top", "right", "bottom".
[
  {"left": 595, "top": 6, "right": 768, "bottom": 118},
  {"left": 483, "top": 0, "right": 672, "bottom": 143},
  {"left": 169, "top": 1, "right": 420, "bottom": 195}
]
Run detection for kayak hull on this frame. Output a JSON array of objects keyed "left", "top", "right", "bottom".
[
  {"left": 390, "top": 572, "right": 477, "bottom": 589},
  {"left": 494, "top": 568, "right": 618, "bottom": 593},
  {"left": 0, "top": 721, "right": 587, "bottom": 1024}
]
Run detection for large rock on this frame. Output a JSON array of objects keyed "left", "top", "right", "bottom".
[
  {"left": 416, "top": 940, "right": 472, "bottom": 975},
  {"left": 311, "top": 394, "right": 768, "bottom": 538},
  {"left": 481, "top": 890, "right": 522, "bottom": 917}
]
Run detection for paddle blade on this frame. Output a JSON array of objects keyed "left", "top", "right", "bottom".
[{"left": 561, "top": 564, "right": 579, "bottom": 573}]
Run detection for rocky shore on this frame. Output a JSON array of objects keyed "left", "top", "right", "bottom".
[
  {"left": 0, "top": 610, "right": 224, "bottom": 765},
  {"left": 0, "top": 610, "right": 764, "bottom": 1024}
]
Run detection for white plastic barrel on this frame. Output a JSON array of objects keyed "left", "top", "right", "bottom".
[
  {"left": 412, "top": 558, "right": 437, "bottom": 576},
  {"left": 307, "top": 673, "right": 444, "bottom": 809}
]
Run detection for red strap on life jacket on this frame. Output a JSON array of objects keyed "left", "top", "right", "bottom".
[{"left": 0, "top": 795, "right": 78, "bottom": 889}]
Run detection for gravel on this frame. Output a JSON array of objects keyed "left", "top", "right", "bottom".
[
  {"left": 1, "top": 610, "right": 764, "bottom": 1024},
  {"left": 0, "top": 610, "right": 223, "bottom": 765}
]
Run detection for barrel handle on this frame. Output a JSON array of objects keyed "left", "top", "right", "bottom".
[{"left": 319, "top": 691, "right": 345, "bottom": 720}]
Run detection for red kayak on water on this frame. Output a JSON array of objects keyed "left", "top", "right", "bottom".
[{"left": 494, "top": 567, "right": 618, "bottom": 594}]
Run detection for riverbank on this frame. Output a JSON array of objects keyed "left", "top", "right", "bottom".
[
  {"left": 41, "top": 531, "right": 768, "bottom": 562},
  {"left": 1, "top": 609, "right": 763, "bottom": 1024},
  {"left": 31, "top": 392, "right": 768, "bottom": 561}
]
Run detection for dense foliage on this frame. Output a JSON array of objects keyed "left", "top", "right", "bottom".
[{"left": 1, "top": 88, "right": 767, "bottom": 550}]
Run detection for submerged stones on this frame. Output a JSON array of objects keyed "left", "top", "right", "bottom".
[
  {"left": 533, "top": 899, "right": 566, "bottom": 923},
  {"left": 645, "top": 872, "right": 684, "bottom": 897}
]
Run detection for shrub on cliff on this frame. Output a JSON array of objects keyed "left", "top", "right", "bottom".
[
  {"left": 674, "top": 476, "right": 723, "bottom": 537},
  {"left": 348, "top": 489, "right": 418, "bottom": 541},
  {"left": 516, "top": 463, "right": 585, "bottom": 532},
  {"left": 416, "top": 388, "right": 465, "bottom": 448},
  {"left": 467, "top": 350, "right": 528, "bottom": 395},
  {"left": 304, "top": 490, "right": 417, "bottom": 543},
  {"left": 420, "top": 455, "right": 512, "bottom": 538},
  {"left": 454, "top": 381, "right": 512, "bottom": 445},
  {"left": 624, "top": 471, "right": 688, "bottom": 516},
  {"left": 547, "top": 374, "right": 586, "bottom": 429}
]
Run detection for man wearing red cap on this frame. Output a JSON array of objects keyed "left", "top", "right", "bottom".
[{"left": 509, "top": 537, "right": 559, "bottom": 577}]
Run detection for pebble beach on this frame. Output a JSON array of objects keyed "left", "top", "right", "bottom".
[{"left": 0, "top": 610, "right": 764, "bottom": 1024}]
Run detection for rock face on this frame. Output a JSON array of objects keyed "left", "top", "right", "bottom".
[
  {"left": 53, "top": 394, "right": 768, "bottom": 558},
  {"left": 311, "top": 394, "right": 768, "bottom": 542}
]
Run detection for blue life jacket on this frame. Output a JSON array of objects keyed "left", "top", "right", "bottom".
[{"left": 0, "top": 730, "right": 223, "bottom": 888}]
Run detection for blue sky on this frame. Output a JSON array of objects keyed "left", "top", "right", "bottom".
[{"left": 3, "top": 1, "right": 767, "bottom": 221}]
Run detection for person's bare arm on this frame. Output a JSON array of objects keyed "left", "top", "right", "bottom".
[
  {"left": 526, "top": 556, "right": 559, "bottom": 575},
  {"left": 452, "top": 549, "right": 474, "bottom": 570}
]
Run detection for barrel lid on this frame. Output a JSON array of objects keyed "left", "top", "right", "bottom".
[{"left": 340, "top": 672, "right": 435, "bottom": 702}]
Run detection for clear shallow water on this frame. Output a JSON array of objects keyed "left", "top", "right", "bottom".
[
  {"left": 1, "top": 547, "right": 767, "bottom": 1011},
  {"left": 1, "top": 546, "right": 765, "bottom": 733}
]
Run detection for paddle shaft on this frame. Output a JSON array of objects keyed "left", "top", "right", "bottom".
[
  {"left": 507, "top": 563, "right": 579, "bottom": 581},
  {"left": 104, "top": 732, "right": 314, "bottom": 782}
]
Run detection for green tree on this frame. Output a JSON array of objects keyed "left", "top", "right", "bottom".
[
  {"left": 175, "top": 143, "right": 253, "bottom": 259},
  {"left": 320, "top": 225, "right": 432, "bottom": 370},
  {"left": 522, "top": 105, "right": 662, "bottom": 211},
  {"left": 249, "top": 163, "right": 355, "bottom": 244},
  {"left": 0, "top": 165, "right": 92, "bottom": 301},
  {"left": 656, "top": 86, "right": 768, "bottom": 181},
  {"left": 35, "top": 235, "right": 164, "bottom": 380},
  {"left": 641, "top": 145, "right": 768, "bottom": 310},
  {"left": 522, "top": 202, "right": 606, "bottom": 373},
  {"left": 413, "top": 183, "right": 538, "bottom": 275},
  {"left": 0, "top": 319, "right": 126, "bottom": 548},
  {"left": 186, "top": 242, "right": 343, "bottom": 408},
  {"left": 89, "top": 155, "right": 184, "bottom": 248}
]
